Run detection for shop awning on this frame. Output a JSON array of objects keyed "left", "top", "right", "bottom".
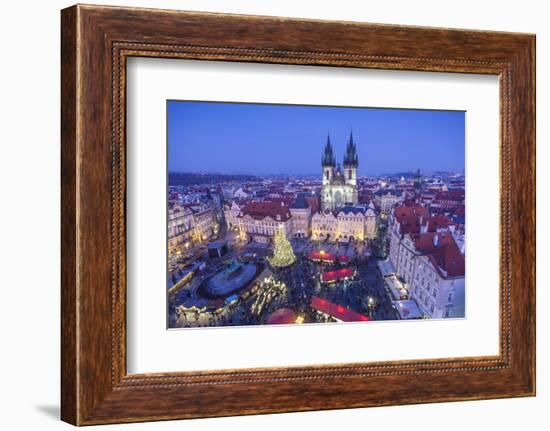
[{"left": 311, "top": 296, "right": 372, "bottom": 322}]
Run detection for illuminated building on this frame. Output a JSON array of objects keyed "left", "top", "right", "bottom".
[
  {"left": 289, "top": 193, "right": 312, "bottom": 238},
  {"left": 167, "top": 204, "right": 194, "bottom": 264},
  {"left": 311, "top": 202, "right": 378, "bottom": 242},
  {"left": 190, "top": 204, "right": 216, "bottom": 243},
  {"left": 321, "top": 132, "right": 358, "bottom": 211},
  {"left": 388, "top": 204, "right": 465, "bottom": 318},
  {"left": 236, "top": 200, "right": 292, "bottom": 243}
]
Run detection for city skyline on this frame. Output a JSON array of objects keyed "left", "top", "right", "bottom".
[
  {"left": 167, "top": 101, "right": 466, "bottom": 328},
  {"left": 167, "top": 100, "right": 465, "bottom": 176}
]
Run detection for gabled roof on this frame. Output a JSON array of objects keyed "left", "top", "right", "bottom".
[
  {"left": 434, "top": 190, "right": 465, "bottom": 201},
  {"left": 239, "top": 200, "right": 291, "bottom": 221},
  {"left": 290, "top": 193, "right": 309, "bottom": 209},
  {"left": 337, "top": 205, "right": 366, "bottom": 216},
  {"left": 425, "top": 214, "right": 454, "bottom": 232},
  {"left": 411, "top": 232, "right": 465, "bottom": 278},
  {"left": 393, "top": 206, "right": 429, "bottom": 234}
]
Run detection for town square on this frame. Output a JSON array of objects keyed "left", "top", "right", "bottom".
[{"left": 167, "top": 102, "right": 466, "bottom": 328}]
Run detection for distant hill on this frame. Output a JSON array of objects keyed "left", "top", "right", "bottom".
[
  {"left": 169, "top": 172, "right": 258, "bottom": 186},
  {"left": 378, "top": 170, "right": 460, "bottom": 178},
  {"left": 379, "top": 171, "right": 417, "bottom": 178}
]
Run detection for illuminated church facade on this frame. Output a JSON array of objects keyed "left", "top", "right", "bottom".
[{"left": 321, "top": 131, "right": 359, "bottom": 211}]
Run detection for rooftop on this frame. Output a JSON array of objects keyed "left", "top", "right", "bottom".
[
  {"left": 321, "top": 268, "right": 354, "bottom": 283},
  {"left": 307, "top": 251, "right": 350, "bottom": 263},
  {"left": 265, "top": 308, "right": 297, "bottom": 325},
  {"left": 411, "top": 231, "right": 465, "bottom": 278},
  {"left": 290, "top": 193, "right": 309, "bottom": 209},
  {"left": 239, "top": 200, "right": 291, "bottom": 221},
  {"left": 311, "top": 296, "right": 372, "bottom": 322}
]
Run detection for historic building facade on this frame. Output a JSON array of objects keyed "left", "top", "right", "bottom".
[
  {"left": 374, "top": 189, "right": 405, "bottom": 213},
  {"left": 311, "top": 202, "right": 377, "bottom": 242},
  {"left": 236, "top": 200, "right": 293, "bottom": 243},
  {"left": 167, "top": 204, "right": 195, "bottom": 264},
  {"left": 321, "top": 132, "right": 359, "bottom": 211},
  {"left": 364, "top": 202, "right": 377, "bottom": 239},
  {"left": 388, "top": 204, "right": 465, "bottom": 318},
  {"left": 289, "top": 193, "right": 312, "bottom": 238}
]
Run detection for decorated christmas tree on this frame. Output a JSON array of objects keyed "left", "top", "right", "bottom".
[{"left": 268, "top": 226, "right": 296, "bottom": 268}]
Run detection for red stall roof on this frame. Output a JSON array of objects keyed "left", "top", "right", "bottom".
[
  {"left": 308, "top": 251, "right": 349, "bottom": 263},
  {"left": 266, "top": 308, "right": 297, "bottom": 325},
  {"left": 310, "top": 296, "right": 372, "bottom": 322},
  {"left": 321, "top": 268, "right": 353, "bottom": 283}
]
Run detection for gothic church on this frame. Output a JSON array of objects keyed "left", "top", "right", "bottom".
[{"left": 321, "top": 131, "right": 359, "bottom": 211}]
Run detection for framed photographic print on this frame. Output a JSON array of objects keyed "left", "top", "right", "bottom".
[{"left": 61, "top": 4, "right": 536, "bottom": 425}]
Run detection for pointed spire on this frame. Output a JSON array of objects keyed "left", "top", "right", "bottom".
[
  {"left": 344, "top": 129, "right": 358, "bottom": 166},
  {"left": 322, "top": 133, "right": 335, "bottom": 167}
]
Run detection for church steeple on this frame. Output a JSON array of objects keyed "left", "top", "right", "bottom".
[
  {"left": 322, "top": 134, "right": 336, "bottom": 167},
  {"left": 414, "top": 168, "right": 422, "bottom": 189},
  {"left": 320, "top": 131, "right": 359, "bottom": 211},
  {"left": 343, "top": 130, "right": 358, "bottom": 167}
]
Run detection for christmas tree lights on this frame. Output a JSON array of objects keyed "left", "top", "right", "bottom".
[{"left": 268, "top": 226, "right": 297, "bottom": 268}]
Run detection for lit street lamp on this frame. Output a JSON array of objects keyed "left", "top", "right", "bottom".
[{"left": 367, "top": 295, "right": 377, "bottom": 318}]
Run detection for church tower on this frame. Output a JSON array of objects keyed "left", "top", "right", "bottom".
[
  {"left": 321, "top": 131, "right": 359, "bottom": 211},
  {"left": 343, "top": 130, "right": 358, "bottom": 187},
  {"left": 414, "top": 168, "right": 422, "bottom": 190},
  {"left": 321, "top": 134, "right": 335, "bottom": 186}
]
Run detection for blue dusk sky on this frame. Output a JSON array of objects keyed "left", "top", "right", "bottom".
[{"left": 167, "top": 100, "right": 465, "bottom": 177}]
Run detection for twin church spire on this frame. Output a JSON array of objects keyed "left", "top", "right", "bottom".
[
  {"left": 320, "top": 130, "right": 359, "bottom": 211},
  {"left": 321, "top": 130, "right": 358, "bottom": 168},
  {"left": 321, "top": 135, "right": 336, "bottom": 167},
  {"left": 343, "top": 131, "right": 359, "bottom": 166}
]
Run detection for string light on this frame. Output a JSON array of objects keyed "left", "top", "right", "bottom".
[{"left": 268, "top": 225, "right": 297, "bottom": 267}]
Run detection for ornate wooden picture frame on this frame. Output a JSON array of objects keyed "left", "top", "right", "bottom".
[{"left": 61, "top": 4, "right": 535, "bottom": 425}]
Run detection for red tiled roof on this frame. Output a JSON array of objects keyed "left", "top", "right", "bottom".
[
  {"left": 435, "top": 190, "right": 465, "bottom": 201},
  {"left": 321, "top": 268, "right": 354, "bottom": 283},
  {"left": 394, "top": 205, "right": 455, "bottom": 234},
  {"left": 239, "top": 200, "right": 291, "bottom": 221},
  {"left": 310, "top": 296, "right": 372, "bottom": 322},
  {"left": 425, "top": 214, "right": 454, "bottom": 232},
  {"left": 453, "top": 205, "right": 466, "bottom": 217},
  {"left": 393, "top": 205, "right": 429, "bottom": 234},
  {"left": 304, "top": 195, "right": 320, "bottom": 214},
  {"left": 411, "top": 232, "right": 465, "bottom": 277}
]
